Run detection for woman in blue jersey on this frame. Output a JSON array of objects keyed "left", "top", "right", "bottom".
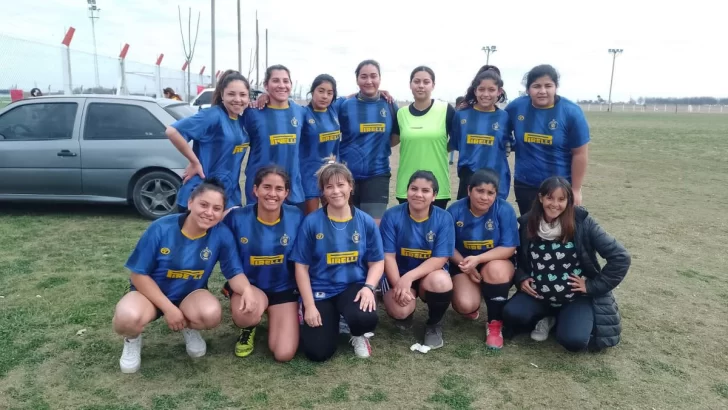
[
  {"left": 447, "top": 169, "right": 519, "bottom": 349},
  {"left": 243, "top": 65, "right": 306, "bottom": 211},
  {"left": 395, "top": 66, "right": 455, "bottom": 209},
  {"left": 505, "top": 64, "right": 590, "bottom": 215},
  {"left": 222, "top": 166, "right": 303, "bottom": 362},
  {"left": 338, "top": 59, "right": 400, "bottom": 224},
  {"left": 166, "top": 70, "right": 251, "bottom": 211},
  {"left": 290, "top": 160, "right": 385, "bottom": 361},
  {"left": 451, "top": 66, "right": 512, "bottom": 201},
  {"left": 112, "top": 179, "right": 258, "bottom": 373},
  {"left": 380, "top": 171, "right": 455, "bottom": 350},
  {"left": 503, "top": 177, "right": 630, "bottom": 351},
  {"left": 300, "top": 74, "right": 343, "bottom": 215}
]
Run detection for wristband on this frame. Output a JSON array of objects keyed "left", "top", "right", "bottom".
[{"left": 363, "top": 284, "right": 376, "bottom": 293}]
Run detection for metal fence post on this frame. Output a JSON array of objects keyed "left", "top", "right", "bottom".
[{"left": 61, "top": 27, "right": 76, "bottom": 95}]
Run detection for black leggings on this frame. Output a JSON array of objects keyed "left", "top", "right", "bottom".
[
  {"left": 502, "top": 292, "right": 595, "bottom": 352},
  {"left": 513, "top": 180, "right": 540, "bottom": 216},
  {"left": 301, "top": 284, "right": 378, "bottom": 362}
]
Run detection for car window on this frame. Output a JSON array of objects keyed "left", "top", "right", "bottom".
[
  {"left": 84, "top": 103, "right": 166, "bottom": 140},
  {"left": 194, "top": 91, "right": 213, "bottom": 106},
  {"left": 165, "top": 103, "right": 197, "bottom": 120},
  {"left": 0, "top": 102, "right": 77, "bottom": 141}
]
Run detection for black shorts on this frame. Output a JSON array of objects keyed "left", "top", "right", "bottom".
[
  {"left": 352, "top": 174, "right": 390, "bottom": 218},
  {"left": 449, "top": 263, "right": 485, "bottom": 276},
  {"left": 221, "top": 282, "right": 299, "bottom": 306},
  {"left": 380, "top": 277, "right": 423, "bottom": 298},
  {"left": 513, "top": 180, "right": 540, "bottom": 216},
  {"left": 457, "top": 167, "right": 475, "bottom": 200},
  {"left": 396, "top": 197, "right": 450, "bottom": 210}
]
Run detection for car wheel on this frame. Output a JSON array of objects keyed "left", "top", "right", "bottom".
[{"left": 131, "top": 171, "right": 181, "bottom": 220}]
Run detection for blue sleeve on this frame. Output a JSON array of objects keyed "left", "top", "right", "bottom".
[
  {"left": 365, "top": 216, "right": 385, "bottom": 262},
  {"left": 504, "top": 112, "right": 515, "bottom": 145},
  {"left": 433, "top": 212, "right": 455, "bottom": 258},
  {"left": 331, "top": 97, "right": 346, "bottom": 114},
  {"left": 171, "top": 108, "right": 216, "bottom": 143},
  {"left": 450, "top": 112, "right": 461, "bottom": 151},
  {"left": 499, "top": 202, "right": 520, "bottom": 247},
  {"left": 242, "top": 109, "right": 257, "bottom": 144},
  {"left": 217, "top": 226, "right": 244, "bottom": 279},
  {"left": 124, "top": 224, "right": 160, "bottom": 275},
  {"left": 289, "top": 216, "right": 313, "bottom": 265},
  {"left": 567, "top": 106, "right": 590, "bottom": 149},
  {"left": 379, "top": 210, "right": 397, "bottom": 254}
]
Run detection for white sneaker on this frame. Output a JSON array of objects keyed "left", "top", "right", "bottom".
[
  {"left": 350, "top": 335, "right": 372, "bottom": 358},
  {"left": 182, "top": 328, "right": 207, "bottom": 358},
  {"left": 531, "top": 316, "right": 556, "bottom": 342},
  {"left": 120, "top": 335, "right": 142, "bottom": 373}
]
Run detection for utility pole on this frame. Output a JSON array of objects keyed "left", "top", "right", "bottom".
[
  {"left": 481, "top": 45, "right": 497, "bottom": 65},
  {"left": 265, "top": 29, "right": 268, "bottom": 69},
  {"left": 87, "top": 0, "right": 101, "bottom": 89},
  {"left": 211, "top": 0, "right": 216, "bottom": 87},
  {"left": 607, "top": 48, "right": 624, "bottom": 112},
  {"left": 255, "top": 11, "right": 260, "bottom": 89},
  {"left": 236, "top": 0, "right": 242, "bottom": 73}
]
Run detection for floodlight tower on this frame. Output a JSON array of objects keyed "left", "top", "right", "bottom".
[
  {"left": 482, "top": 45, "right": 497, "bottom": 65},
  {"left": 607, "top": 48, "right": 624, "bottom": 112},
  {"left": 87, "top": 0, "right": 101, "bottom": 89}
]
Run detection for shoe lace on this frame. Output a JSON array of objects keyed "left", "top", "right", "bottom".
[
  {"left": 426, "top": 324, "right": 442, "bottom": 338},
  {"left": 350, "top": 336, "right": 368, "bottom": 349},
  {"left": 487, "top": 321, "right": 502, "bottom": 335},
  {"left": 238, "top": 328, "right": 253, "bottom": 344},
  {"left": 535, "top": 318, "right": 550, "bottom": 333}
]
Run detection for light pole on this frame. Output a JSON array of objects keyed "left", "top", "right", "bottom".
[
  {"left": 87, "top": 0, "right": 101, "bottom": 89},
  {"left": 481, "top": 45, "right": 497, "bottom": 65},
  {"left": 607, "top": 48, "right": 623, "bottom": 112}
]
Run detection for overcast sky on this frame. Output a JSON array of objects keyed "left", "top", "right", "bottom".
[{"left": 1, "top": 0, "right": 726, "bottom": 102}]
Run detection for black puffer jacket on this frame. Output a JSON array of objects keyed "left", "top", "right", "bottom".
[{"left": 513, "top": 206, "right": 631, "bottom": 349}]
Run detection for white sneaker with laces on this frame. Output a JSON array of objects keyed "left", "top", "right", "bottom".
[
  {"left": 182, "top": 328, "right": 207, "bottom": 358},
  {"left": 531, "top": 316, "right": 556, "bottom": 342},
  {"left": 350, "top": 335, "right": 372, "bottom": 358},
  {"left": 120, "top": 335, "right": 142, "bottom": 373}
]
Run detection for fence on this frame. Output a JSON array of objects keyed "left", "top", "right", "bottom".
[
  {"left": 0, "top": 32, "right": 211, "bottom": 102},
  {"left": 577, "top": 103, "right": 728, "bottom": 114}
]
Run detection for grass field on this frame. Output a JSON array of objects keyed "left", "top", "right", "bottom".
[{"left": 1, "top": 112, "right": 728, "bottom": 410}]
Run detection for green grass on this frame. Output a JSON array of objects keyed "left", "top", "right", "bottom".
[{"left": 2, "top": 112, "right": 728, "bottom": 408}]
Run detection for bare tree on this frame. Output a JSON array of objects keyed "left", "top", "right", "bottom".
[{"left": 178, "top": 6, "right": 201, "bottom": 101}]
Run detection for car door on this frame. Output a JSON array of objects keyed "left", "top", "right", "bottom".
[{"left": 0, "top": 99, "right": 82, "bottom": 195}]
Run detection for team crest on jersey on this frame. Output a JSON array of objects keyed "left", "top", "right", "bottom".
[
  {"left": 240, "top": 237, "right": 248, "bottom": 244},
  {"left": 456, "top": 221, "right": 464, "bottom": 228},
  {"left": 492, "top": 122, "right": 500, "bottom": 131},
  {"left": 280, "top": 233, "right": 290, "bottom": 246},
  {"left": 316, "top": 233, "right": 324, "bottom": 240},
  {"left": 380, "top": 108, "right": 387, "bottom": 118},
  {"left": 485, "top": 219, "right": 495, "bottom": 231},
  {"left": 426, "top": 230, "right": 435, "bottom": 243},
  {"left": 460, "top": 118, "right": 467, "bottom": 125},
  {"left": 518, "top": 115, "right": 525, "bottom": 121},
  {"left": 291, "top": 117, "right": 299, "bottom": 127},
  {"left": 160, "top": 247, "right": 171, "bottom": 255},
  {"left": 308, "top": 118, "right": 315, "bottom": 124},
  {"left": 549, "top": 119, "right": 558, "bottom": 130},
  {"left": 200, "top": 247, "right": 211, "bottom": 261},
  {"left": 352, "top": 230, "right": 360, "bottom": 244}
]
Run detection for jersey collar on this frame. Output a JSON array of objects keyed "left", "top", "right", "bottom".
[
  {"left": 254, "top": 203, "right": 283, "bottom": 226},
  {"left": 178, "top": 212, "right": 207, "bottom": 239},
  {"left": 407, "top": 202, "right": 434, "bottom": 222},
  {"left": 323, "top": 204, "right": 355, "bottom": 222}
]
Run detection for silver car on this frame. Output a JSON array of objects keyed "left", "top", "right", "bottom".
[{"left": 0, "top": 95, "right": 195, "bottom": 219}]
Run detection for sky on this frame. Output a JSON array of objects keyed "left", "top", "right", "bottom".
[{"left": 1, "top": 0, "right": 726, "bottom": 102}]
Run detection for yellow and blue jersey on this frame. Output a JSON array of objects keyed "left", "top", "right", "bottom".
[
  {"left": 242, "top": 104, "right": 306, "bottom": 204},
  {"left": 223, "top": 204, "right": 303, "bottom": 293},
  {"left": 505, "top": 96, "right": 590, "bottom": 187},
  {"left": 125, "top": 213, "right": 243, "bottom": 302},
  {"left": 171, "top": 105, "right": 249, "bottom": 208},
  {"left": 379, "top": 203, "right": 455, "bottom": 276},
  {"left": 450, "top": 107, "right": 513, "bottom": 199},
  {"left": 289, "top": 207, "right": 384, "bottom": 300},
  {"left": 300, "top": 104, "right": 342, "bottom": 199},
  {"left": 338, "top": 96, "right": 399, "bottom": 180},
  {"left": 447, "top": 198, "right": 519, "bottom": 258}
]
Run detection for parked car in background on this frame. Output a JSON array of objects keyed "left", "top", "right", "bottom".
[
  {"left": 0, "top": 95, "right": 196, "bottom": 219},
  {"left": 190, "top": 87, "right": 263, "bottom": 111}
]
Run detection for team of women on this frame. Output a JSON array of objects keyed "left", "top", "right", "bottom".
[{"left": 111, "top": 60, "right": 631, "bottom": 373}]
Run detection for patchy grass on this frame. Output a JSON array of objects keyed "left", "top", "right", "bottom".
[{"left": 1, "top": 113, "right": 728, "bottom": 408}]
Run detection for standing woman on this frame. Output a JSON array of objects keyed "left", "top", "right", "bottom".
[
  {"left": 243, "top": 65, "right": 306, "bottom": 210},
  {"left": 290, "top": 160, "right": 385, "bottom": 361},
  {"left": 300, "top": 74, "right": 343, "bottom": 214},
  {"left": 505, "top": 64, "right": 590, "bottom": 215},
  {"left": 395, "top": 66, "right": 455, "bottom": 209},
  {"left": 222, "top": 166, "right": 303, "bottom": 362},
  {"left": 380, "top": 171, "right": 455, "bottom": 349},
  {"left": 166, "top": 70, "right": 250, "bottom": 211},
  {"left": 338, "top": 59, "right": 400, "bottom": 224},
  {"left": 451, "top": 66, "right": 512, "bottom": 201},
  {"left": 502, "top": 177, "right": 630, "bottom": 351},
  {"left": 447, "top": 169, "right": 519, "bottom": 349},
  {"left": 112, "top": 179, "right": 257, "bottom": 373}
]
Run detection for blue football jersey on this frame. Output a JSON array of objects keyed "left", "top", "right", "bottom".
[
  {"left": 300, "top": 105, "right": 341, "bottom": 199},
  {"left": 447, "top": 198, "right": 519, "bottom": 258}
]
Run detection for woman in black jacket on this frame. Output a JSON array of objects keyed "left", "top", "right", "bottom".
[{"left": 502, "top": 176, "right": 630, "bottom": 351}]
